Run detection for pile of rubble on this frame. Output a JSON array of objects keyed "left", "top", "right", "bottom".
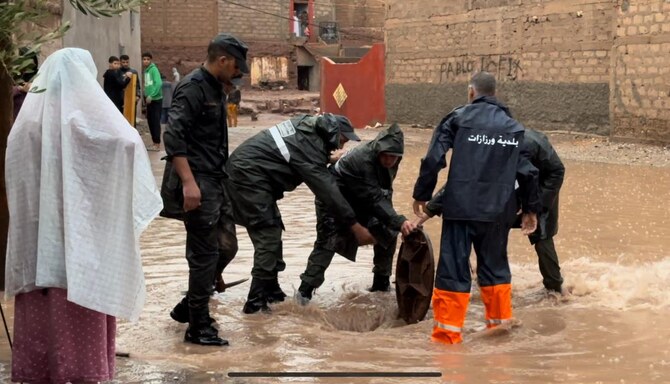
[{"left": 238, "top": 90, "right": 321, "bottom": 121}]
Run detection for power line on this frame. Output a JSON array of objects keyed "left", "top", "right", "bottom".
[
  {"left": 222, "top": 0, "right": 384, "bottom": 39},
  {"left": 250, "top": 0, "right": 385, "bottom": 40},
  {"left": 309, "top": 1, "right": 385, "bottom": 9},
  {"left": 286, "top": 0, "right": 387, "bottom": 10},
  {"left": 219, "top": 0, "right": 382, "bottom": 41}
]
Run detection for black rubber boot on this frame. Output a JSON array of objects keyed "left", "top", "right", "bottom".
[
  {"left": 295, "top": 281, "right": 314, "bottom": 306},
  {"left": 170, "top": 297, "right": 216, "bottom": 324},
  {"left": 266, "top": 278, "right": 287, "bottom": 304},
  {"left": 184, "top": 310, "right": 228, "bottom": 346},
  {"left": 368, "top": 274, "right": 391, "bottom": 292},
  {"left": 242, "top": 278, "right": 271, "bottom": 314}
]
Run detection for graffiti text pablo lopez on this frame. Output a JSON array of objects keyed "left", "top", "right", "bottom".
[{"left": 440, "top": 55, "right": 522, "bottom": 83}]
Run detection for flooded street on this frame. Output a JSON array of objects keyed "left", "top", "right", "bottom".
[{"left": 2, "top": 114, "right": 670, "bottom": 383}]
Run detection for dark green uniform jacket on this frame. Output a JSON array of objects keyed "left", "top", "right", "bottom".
[
  {"left": 332, "top": 123, "right": 406, "bottom": 231},
  {"left": 226, "top": 114, "right": 357, "bottom": 228},
  {"left": 160, "top": 67, "right": 228, "bottom": 220}
]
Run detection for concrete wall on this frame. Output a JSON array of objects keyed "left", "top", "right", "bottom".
[
  {"left": 385, "top": 0, "right": 615, "bottom": 135},
  {"left": 62, "top": 2, "right": 142, "bottom": 86},
  {"left": 611, "top": 0, "right": 670, "bottom": 142}
]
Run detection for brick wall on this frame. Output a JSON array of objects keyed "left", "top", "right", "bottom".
[
  {"left": 333, "top": 0, "right": 384, "bottom": 46},
  {"left": 140, "top": 0, "right": 338, "bottom": 88},
  {"left": 215, "top": 0, "right": 333, "bottom": 41},
  {"left": 218, "top": 0, "right": 287, "bottom": 42},
  {"left": 611, "top": 0, "right": 670, "bottom": 142},
  {"left": 385, "top": 0, "right": 616, "bottom": 135},
  {"left": 315, "top": 0, "right": 335, "bottom": 22},
  {"left": 333, "top": 0, "right": 385, "bottom": 28},
  {"left": 141, "top": 0, "right": 218, "bottom": 75},
  {"left": 141, "top": 0, "right": 297, "bottom": 79},
  {"left": 142, "top": 0, "right": 217, "bottom": 46}
]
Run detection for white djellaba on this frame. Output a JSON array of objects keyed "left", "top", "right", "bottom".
[{"left": 4, "top": 47, "right": 163, "bottom": 321}]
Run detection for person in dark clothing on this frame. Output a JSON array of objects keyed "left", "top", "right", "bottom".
[
  {"left": 103, "top": 56, "right": 130, "bottom": 112},
  {"left": 522, "top": 129, "right": 565, "bottom": 293},
  {"left": 120, "top": 54, "right": 141, "bottom": 127},
  {"left": 120, "top": 54, "right": 141, "bottom": 98},
  {"left": 12, "top": 83, "right": 31, "bottom": 121},
  {"left": 161, "top": 33, "right": 249, "bottom": 347},
  {"left": 160, "top": 74, "right": 173, "bottom": 126},
  {"left": 226, "top": 113, "right": 376, "bottom": 314},
  {"left": 417, "top": 130, "right": 566, "bottom": 294},
  {"left": 226, "top": 86, "right": 241, "bottom": 127},
  {"left": 297, "top": 124, "right": 416, "bottom": 303},
  {"left": 12, "top": 48, "right": 38, "bottom": 121},
  {"left": 412, "top": 71, "right": 541, "bottom": 345}
]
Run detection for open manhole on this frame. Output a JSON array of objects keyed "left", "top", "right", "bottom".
[
  {"left": 320, "top": 230, "right": 435, "bottom": 332},
  {"left": 322, "top": 292, "right": 398, "bottom": 332}
]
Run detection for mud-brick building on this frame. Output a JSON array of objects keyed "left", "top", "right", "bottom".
[
  {"left": 140, "top": 0, "right": 384, "bottom": 91},
  {"left": 385, "top": 0, "right": 670, "bottom": 142}
]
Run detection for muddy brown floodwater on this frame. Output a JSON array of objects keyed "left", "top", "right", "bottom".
[{"left": 1, "top": 113, "right": 670, "bottom": 383}]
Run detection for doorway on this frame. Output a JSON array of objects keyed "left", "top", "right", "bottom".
[
  {"left": 297, "top": 66, "right": 310, "bottom": 90},
  {"left": 293, "top": 0, "right": 309, "bottom": 37}
]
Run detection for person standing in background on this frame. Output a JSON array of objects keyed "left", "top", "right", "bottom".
[
  {"left": 142, "top": 52, "right": 163, "bottom": 151},
  {"left": 103, "top": 56, "right": 131, "bottom": 112},
  {"left": 120, "top": 54, "right": 141, "bottom": 127},
  {"left": 161, "top": 74, "right": 173, "bottom": 129},
  {"left": 12, "top": 48, "right": 38, "bottom": 121},
  {"left": 226, "top": 86, "right": 241, "bottom": 127}
]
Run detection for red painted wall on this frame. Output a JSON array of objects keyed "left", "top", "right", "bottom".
[{"left": 320, "top": 43, "right": 386, "bottom": 128}]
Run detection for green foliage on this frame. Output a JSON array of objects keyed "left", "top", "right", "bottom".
[
  {"left": 0, "top": 0, "right": 62, "bottom": 82},
  {"left": 0, "top": 0, "right": 145, "bottom": 84}
]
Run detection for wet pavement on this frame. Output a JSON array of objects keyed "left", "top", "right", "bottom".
[{"left": 1, "top": 113, "right": 670, "bottom": 383}]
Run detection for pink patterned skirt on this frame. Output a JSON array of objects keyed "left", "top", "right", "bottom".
[{"left": 11, "top": 288, "right": 116, "bottom": 384}]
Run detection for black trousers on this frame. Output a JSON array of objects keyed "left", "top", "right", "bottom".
[
  {"left": 146, "top": 100, "right": 162, "bottom": 144},
  {"left": 533, "top": 237, "right": 563, "bottom": 292},
  {"left": 182, "top": 177, "right": 238, "bottom": 323}
]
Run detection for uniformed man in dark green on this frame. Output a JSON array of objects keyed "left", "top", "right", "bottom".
[
  {"left": 226, "top": 114, "right": 376, "bottom": 314},
  {"left": 297, "top": 124, "right": 416, "bottom": 303},
  {"left": 160, "top": 33, "right": 248, "bottom": 346}
]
